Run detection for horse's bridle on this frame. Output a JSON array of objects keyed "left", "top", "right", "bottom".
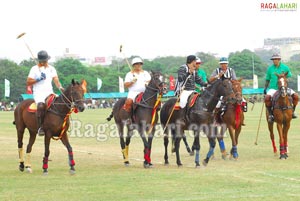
[
  {"left": 60, "top": 86, "right": 84, "bottom": 109},
  {"left": 48, "top": 86, "right": 84, "bottom": 117},
  {"left": 135, "top": 75, "right": 167, "bottom": 108}
]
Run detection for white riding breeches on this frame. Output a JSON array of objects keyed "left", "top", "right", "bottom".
[{"left": 180, "top": 90, "right": 194, "bottom": 108}]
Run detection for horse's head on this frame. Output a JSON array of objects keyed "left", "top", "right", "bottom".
[
  {"left": 212, "top": 79, "right": 234, "bottom": 98},
  {"left": 231, "top": 78, "right": 243, "bottom": 104},
  {"left": 148, "top": 71, "right": 168, "bottom": 95},
  {"left": 276, "top": 72, "right": 288, "bottom": 97},
  {"left": 62, "top": 79, "right": 86, "bottom": 112}
]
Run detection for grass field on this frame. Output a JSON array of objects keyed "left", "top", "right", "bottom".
[{"left": 1, "top": 103, "right": 300, "bottom": 201}]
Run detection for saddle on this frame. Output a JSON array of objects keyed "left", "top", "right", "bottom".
[
  {"left": 271, "top": 90, "right": 293, "bottom": 109},
  {"left": 174, "top": 92, "right": 200, "bottom": 111},
  {"left": 27, "top": 94, "right": 57, "bottom": 113}
]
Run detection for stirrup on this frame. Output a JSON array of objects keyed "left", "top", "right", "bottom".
[
  {"left": 37, "top": 127, "right": 45, "bottom": 136},
  {"left": 268, "top": 115, "right": 274, "bottom": 123}
]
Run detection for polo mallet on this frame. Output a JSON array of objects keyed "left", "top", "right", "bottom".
[
  {"left": 119, "top": 45, "right": 132, "bottom": 71},
  {"left": 16, "top": 32, "right": 37, "bottom": 63},
  {"left": 254, "top": 102, "right": 265, "bottom": 145},
  {"left": 162, "top": 74, "right": 192, "bottom": 134}
]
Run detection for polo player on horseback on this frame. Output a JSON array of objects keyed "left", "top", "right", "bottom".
[
  {"left": 209, "top": 57, "right": 247, "bottom": 125},
  {"left": 121, "top": 57, "right": 151, "bottom": 124},
  {"left": 26, "top": 50, "right": 64, "bottom": 136},
  {"left": 264, "top": 53, "right": 298, "bottom": 123},
  {"left": 177, "top": 55, "right": 207, "bottom": 108}
]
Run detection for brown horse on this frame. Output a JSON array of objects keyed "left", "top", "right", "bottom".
[
  {"left": 266, "top": 73, "right": 293, "bottom": 159},
  {"left": 106, "top": 71, "right": 167, "bottom": 168},
  {"left": 13, "top": 79, "right": 86, "bottom": 174},
  {"left": 203, "top": 79, "right": 244, "bottom": 165}
]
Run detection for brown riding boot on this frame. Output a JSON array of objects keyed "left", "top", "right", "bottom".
[
  {"left": 265, "top": 95, "right": 274, "bottom": 123},
  {"left": 36, "top": 102, "right": 46, "bottom": 136},
  {"left": 292, "top": 93, "right": 298, "bottom": 119},
  {"left": 121, "top": 98, "right": 133, "bottom": 125}
]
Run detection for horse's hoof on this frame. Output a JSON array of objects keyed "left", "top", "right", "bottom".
[
  {"left": 124, "top": 161, "right": 130, "bottom": 167},
  {"left": 284, "top": 153, "right": 289, "bottom": 158},
  {"left": 148, "top": 163, "right": 154, "bottom": 168},
  {"left": 143, "top": 161, "right": 150, "bottom": 168},
  {"left": 164, "top": 161, "right": 169, "bottom": 166},
  {"left": 195, "top": 162, "right": 200, "bottom": 168},
  {"left": 202, "top": 159, "right": 208, "bottom": 167},
  {"left": 43, "top": 171, "right": 48, "bottom": 176},
  {"left": 25, "top": 167, "right": 32, "bottom": 173},
  {"left": 177, "top": 163, "right": 183, "bottom": 167},
  {"left": 69, "top": 169, "right": 76, "bottom": 175},
  {"left": 279, "top": 154, "right": 287, "bottom": 160},
  {"left": 221, "top": 154, "right": 228, "bottom": 160},
  {"left": 19, "top": 162, "right": 25, "bottom": 172},
  {"left": 229, "top": 155, "right": 238, "bottom": 161},
  {"left": 187, "top": 147, "right": 192, "bottom": 154}
]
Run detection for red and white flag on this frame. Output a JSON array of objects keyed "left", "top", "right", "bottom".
[{"left": 169, "top": 75, "right": 175, "bottom": 90}]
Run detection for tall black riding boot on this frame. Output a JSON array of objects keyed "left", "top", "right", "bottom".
[{"left": 36, "top": 102, "right": 46, "bottom": 136}]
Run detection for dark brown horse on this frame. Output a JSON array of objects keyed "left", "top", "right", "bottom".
[
  {"left": 13, "top": 79, "right": 86, "bottom": 174},
  {"left": 160, "top": 79, "right": 235, "bottom": 167},
  {"left": 266, "top": 73, "right": 293, "bottom": 159},
  {"left": 106, "top": 71, "right": 167, "bottom": 168},
  {"left": 203, "top": 79, "right": 244, "bottom": 165}
]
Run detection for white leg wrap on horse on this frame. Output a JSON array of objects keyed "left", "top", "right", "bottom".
[{"left": 18, "top": 148, "right": 24, "bottom": 163}]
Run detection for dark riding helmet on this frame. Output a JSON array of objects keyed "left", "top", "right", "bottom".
[
  {"left": 186, "top": 55, "right": 196, "bottom": 64},
  {"left": 37, "top": 50, "right": 51, "bottom": 62}
]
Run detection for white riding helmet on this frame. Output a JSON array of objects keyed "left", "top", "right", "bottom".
[
  {"left": 131, "top": 57, "right": 143, "bottom": 65},
  {"left": 196, "top": 57, "right": 202, "bottom": 64}
]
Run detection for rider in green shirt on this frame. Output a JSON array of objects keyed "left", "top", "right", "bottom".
[
  {"left": 264, "top": 53, "right": 298, "bottom": 122},
  {"left": 195, "top": 57, "right": 208, "bottom": 93}
]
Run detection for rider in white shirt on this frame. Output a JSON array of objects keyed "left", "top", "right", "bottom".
[
  {"left": 26, "top": 50, "right": 63, "bottom": 136},
  {"left": 122, "top": 57, "right": 151, "bottom": 123}
]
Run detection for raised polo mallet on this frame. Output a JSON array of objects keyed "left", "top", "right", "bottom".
[
  {"left": 17, "top": 32, "right": 37, "bottom": 63},
  {"left": 119, "top": 45, "right": 133, "bottom": 71}
]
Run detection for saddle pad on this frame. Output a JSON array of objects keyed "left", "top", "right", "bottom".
[
  {"left": 27, "top": 94, "right": 57, "bottom": 113},
  {"left": 135, "top": 92, "right": 144, "bottom": 104},
  {"left": 188, "top": 93, "right": 200, "bottom": 108},
  {"left": 174, "top": 101, "right": 181, "bottom": 110}
]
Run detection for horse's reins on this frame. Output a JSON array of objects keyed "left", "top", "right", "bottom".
[
  {"left": 134, "top": 79, "right": 166, "bottom": 134},
  {"left": 134, "top": 81, "right": 165, "bottom": 108},
  {"left": 50, "top": 87, "right": 82, "bottom": 140}
]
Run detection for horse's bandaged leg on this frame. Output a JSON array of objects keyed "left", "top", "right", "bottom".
[
  {"left": 18, "top": 148, "right": 24, "bottom": 163},
  {"left": 125, "top": 145, "right": 129, "bottom": 159},
  {"left": 218, "top": 139, "right": 226, "bottom": 152},
  {"left": 43, "top": 157, "right": 48, "bottom": 170},
  {"left": 121, "top": 148, "right": 129, "bottom": 163},
  {"left": 25, "top": 153, "right": 31, "bottom": 167}
]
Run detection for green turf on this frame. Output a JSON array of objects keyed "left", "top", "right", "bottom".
[{"left": 1, "top": 103, "right": 300, "bottom": 201}]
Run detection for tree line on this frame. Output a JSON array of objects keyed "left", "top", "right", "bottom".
[{"left": 1, "top": 49, "right": 299, "bottom": 102}]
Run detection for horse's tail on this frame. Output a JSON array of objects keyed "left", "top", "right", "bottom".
[
  {"left": 106, "top": 111, "right": 113, "bottom": 121},
  {"left": 160, "top": 98, "right": 177, "bottom": 126}
]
